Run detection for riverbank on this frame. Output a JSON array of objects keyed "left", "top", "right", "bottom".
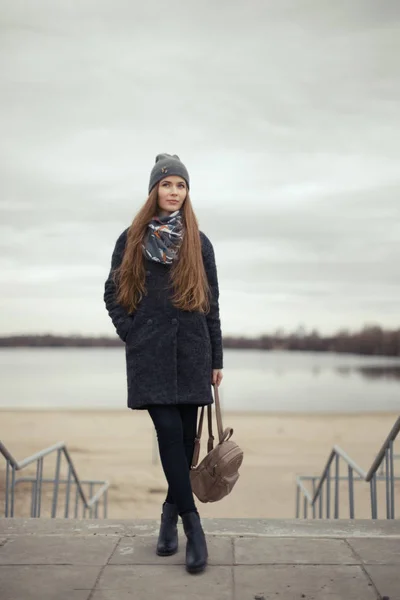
[{"left": 1, "top": 411, "right": 398, "bottom": 519}]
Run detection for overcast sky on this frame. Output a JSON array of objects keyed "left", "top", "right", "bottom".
[{"left": 1, "top": 0, "right": 399, "bottom": 337}]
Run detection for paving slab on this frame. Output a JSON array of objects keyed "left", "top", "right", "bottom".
[
  {"left": 0, "top": 519, "right": 158, "bottom": 537},
  {"left": 95, "top": 565, "right": 233, "bottom": 599},
  {"left": 0, "top": 535, "right": 118, "bottom": 565},
  {"left": 203, "top": 518, "right": 400, "bottom": 538},
  {"left": 0, "top": 565, "right": 99, "bottom": 600},
  {"left": 110, "top": 534, "right": 233, "bottom": 565},
  {"left": 364, "top": 565, "right": 400, "bottom": 600},
  {"left": 234, "top": 537, "right": 359, "bottom": 565},
  {"left": 234, "top": 564, "right": 377, "bottom": 600},
  {"left": 2, "top": 518, "right": 400, "bottom": 538},
  {"left": 347, "top": 537, "right": 400, "bottom": 564}
]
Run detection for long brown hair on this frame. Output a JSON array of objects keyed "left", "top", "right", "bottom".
[{"left": 114, "top": 184, "right": 210, "bottom": 314}]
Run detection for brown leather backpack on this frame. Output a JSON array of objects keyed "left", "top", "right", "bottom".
[{"left": 190, "top": 384, "right": 244, "bottom": 503}]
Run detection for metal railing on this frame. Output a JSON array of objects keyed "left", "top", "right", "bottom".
[
  {"left": 295, "top": 416, "right": 400, "bottom": 520},
  {"left": 1, "top": 440, "right": 109, "bottom": 518}
]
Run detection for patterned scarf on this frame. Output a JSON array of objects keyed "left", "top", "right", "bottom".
[{"left": 142, "top": 210, "right": 184, "bottom": 264}]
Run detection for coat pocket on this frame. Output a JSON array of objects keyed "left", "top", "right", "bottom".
[{"left": 125, "top": 315, "right": 153, "bottom": 349}]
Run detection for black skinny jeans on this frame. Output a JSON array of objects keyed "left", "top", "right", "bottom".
[{"left": 148, "top": 404, "right": 198, "bottom": 515}]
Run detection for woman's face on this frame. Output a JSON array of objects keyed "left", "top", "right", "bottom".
[{"left": 157, "top": 176, "right": 187, "bottom": 215}]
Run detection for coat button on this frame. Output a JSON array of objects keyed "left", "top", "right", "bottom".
[
  {"left": 146, "top": 270, "right": 151, "bottom": 276},
  {"left": 147, "top": 319, "right": 153, "bottom": 325},
  {"left": 171, "top": 318, "right": 177, "bottom": 325}
]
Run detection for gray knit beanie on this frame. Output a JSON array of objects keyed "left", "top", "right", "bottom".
[{"left": 148, "top": 153, "right": 190, "bottom": 194}]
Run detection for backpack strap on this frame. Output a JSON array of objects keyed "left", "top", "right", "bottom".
[
  {"left": 191, "top": 395, "right": 215, "bottom": 467},
  {"left": 191, "top": 405, "right": 204, "bottom": 468},
  {"left": 213, "top": 383, "right": 225, "bottom": 442},
  {"left": 207, "top": 405, "right": 214, "bottom": 452},
  {"left": 191, "top": 384, "right": 232, "bottom": 467}
]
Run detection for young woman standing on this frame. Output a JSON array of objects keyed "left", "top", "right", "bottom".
[{"left": 103, "top": 153, "right": 223, "bottom": 574}]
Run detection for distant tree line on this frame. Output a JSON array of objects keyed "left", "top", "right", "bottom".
[
  {"left": 223, "top": 325, "right": 400, "bottom": 357},
  {"left": 0, "top": 325, "right": 399, "bottom": 357}
]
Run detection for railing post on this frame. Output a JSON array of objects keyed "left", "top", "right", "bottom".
[
  {"left": 5, "top": 459, "right": 10, "bottom": 517},
  {"left": 64, "top": 465, "right": 72, "bottom": 518},
  {"left": 31, "top": 462, "right": 38, "bottom": 518},
  {"left": 319, "top": 486, "right": 323, "bottom": 518},
  {"left": 10, "top": 467, "right": 16, "bottom": 517},
  {"left": 334, "top": 454, "right": 340, "bottom": 519},
  {"left": 326, "top": 465, "right": 331, "bottom": 519},
  {"left": 30, "top": 479, "right": 36, "bottom": 518},
  {"left": 303, "top": 496, "right": 308, "bottom": 519},
  {"left": 295, "top": 485, "right": 300, "bottom": 519},
  {"left": 74, "top": 484, "right": 80, "bottom": 518},
  {"left": 36, "top": 458, "right": 44, "bottom": 518},
  {"left": 89, "top": 482, "right": 94, "bottom": 518},
  {"left": 103, "top": 488, "right": 108, "bottom": 519},
  {"left": 389, "top": 440, "right": 395, "bottom": 519},
  {"left": 371, "top": 473, "right": 378, "bottom": 519},
  {"left": 51, "top": 448, "right": 62, "bottom": 518},
  {"left": 385, "top": 447, "right": 390, "bottom": 519},
  {"left": 348, "top": 466, "right": 354, "bottom": 519},
  {"left": 370, "top": 479, "right": 374, "bottom": 519},
  {"left": 311, "top": 478, "right": 316, "bottom": 519}
]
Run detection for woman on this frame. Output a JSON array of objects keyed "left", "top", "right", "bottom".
[{"left": 103, "top": 153, "right": 223, "bottom": 574}]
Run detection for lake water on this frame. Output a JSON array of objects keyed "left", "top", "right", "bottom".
[{"left": 1, "top": 348, "right": 400, "bottom": 413}]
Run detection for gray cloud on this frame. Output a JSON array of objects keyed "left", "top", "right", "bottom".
[{"left": 1, "top": 0, "right": 399, "bottom": 336}]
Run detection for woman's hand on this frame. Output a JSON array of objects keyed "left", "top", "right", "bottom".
[{"left": 212, "top": 369, "right": 223, "bottom": 386}]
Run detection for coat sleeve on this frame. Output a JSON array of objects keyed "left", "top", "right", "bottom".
[
  {"left": 201, "top": 232, "right": 223, "bottom": 369},
  {"left": 103, "top": 229, "right": 133, "bottom": 342}
]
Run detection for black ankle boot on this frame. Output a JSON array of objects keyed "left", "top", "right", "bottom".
[
  {"left": 181, "top": 511, "right": 208, "bottom": 574},
  {"left": 156, "top": 502, "right": 179, "bottom": 556}
]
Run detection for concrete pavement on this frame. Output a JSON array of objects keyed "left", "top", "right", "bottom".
[{"left": 0, "top": 518, "right": 399, "bottom": 599}]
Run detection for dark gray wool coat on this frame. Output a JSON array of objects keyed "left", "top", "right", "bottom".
[{"left": 103, "top": 228, "right": 223, "bottom": 410}]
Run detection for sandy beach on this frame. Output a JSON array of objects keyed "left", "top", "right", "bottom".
[{"left": 1, "top": 410, "right": 398, "bottom": 520}]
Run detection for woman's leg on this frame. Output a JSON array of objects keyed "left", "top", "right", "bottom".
[
  {"left": 164, "top": 404, "right": 198, "bottom": 505},
  {"left": 177, "top": 405, "right": 207, "bottom": 573},
  {"left": 180, "top": 404, "right": 199, "bottom": 467},
  {"left": 148, "top": 405, "right": 197, "bottom": 515}
]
